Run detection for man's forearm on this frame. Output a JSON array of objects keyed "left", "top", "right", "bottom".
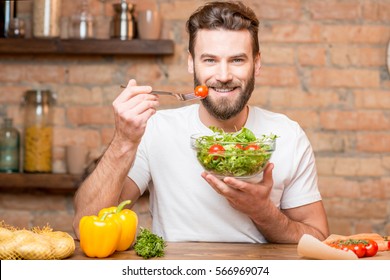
[
  {"left": 73, "top": 139, "right": 138, "bottom": 236},
  {"left": 250, "top": 200, "right": 327, "bottom": 243}
]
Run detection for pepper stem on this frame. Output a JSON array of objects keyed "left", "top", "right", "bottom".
[
  {"left": 116, "top": 200, "right": 131, "bottom": 213},
  {"left": 100, "top": 212, "right": 109, "bottom": 221}
]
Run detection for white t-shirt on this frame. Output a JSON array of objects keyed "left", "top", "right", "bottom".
[{"left": 128, "top": 104, "right": 321, "bottom": 243}]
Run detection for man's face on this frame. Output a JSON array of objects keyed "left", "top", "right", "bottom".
[{"left": 188, "top": 29, "right": 261, "bottom": 120}]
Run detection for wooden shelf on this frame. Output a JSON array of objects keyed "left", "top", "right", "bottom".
[
  {"left": 0, "top": 173, "right": 83, "bottom": 194},
  {"left": 0, "top": 38, "right": 174, "bottom": 56}
]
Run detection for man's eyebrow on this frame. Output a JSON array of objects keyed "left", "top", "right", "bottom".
[{"left": 199, "top": 53, "right": 249, "bottom": 59}]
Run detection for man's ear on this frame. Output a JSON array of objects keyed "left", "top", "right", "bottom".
[
  {"left": 187, "top": 51, "right": 194, "bottom": 74},
  {"left": 254, "top": 52, "right": 261, "bottom": 75}
]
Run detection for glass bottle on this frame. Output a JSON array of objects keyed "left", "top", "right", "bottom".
[
  {"left": 23, "top": 90, "right": 56, "bottom": 173},
  {"left": 0, "top": 118, "right": 20, "bottom": 173}
]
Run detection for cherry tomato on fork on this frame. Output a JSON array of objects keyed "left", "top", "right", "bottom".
[{"left": 194, "top": 85, "right": 209, "bottom": 98}]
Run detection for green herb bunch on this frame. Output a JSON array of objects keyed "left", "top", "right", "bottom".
[{"left": 134, "top": 228, "right": 166, "bottom": 259}]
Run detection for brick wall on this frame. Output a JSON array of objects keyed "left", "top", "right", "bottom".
[{"left": 1, "top": 0, "right": 390, "bottom": 237}]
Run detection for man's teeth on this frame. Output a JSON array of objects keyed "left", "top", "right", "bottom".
[{"left": 214, "top": 88, "right": 233, "bottom": 92}]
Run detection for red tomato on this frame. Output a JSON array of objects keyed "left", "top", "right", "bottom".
[
  {"left": 208, "top": 144, "right": 225, "bottom": 154},
  {"left": 235, "top": 144, "right": 244, "bottom": 150},
  {"left": 364, "top": 240, "right": 378, "bottom": 257},
  {"left": 244, "top": 144, "right": 259, "bottom": 151},
  {"left": 194, "top": 85, "right": 209, "bottom": 98},
  {"left": 329, "top": 239, "right": 379, "bottom": 258},
  {"left": 351, "top": 243, "right": 366, "bottom": 258}
]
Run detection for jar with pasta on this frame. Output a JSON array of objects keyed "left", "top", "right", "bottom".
[{"left": 23, "top": 90, "right": 56, "bottom": 173}]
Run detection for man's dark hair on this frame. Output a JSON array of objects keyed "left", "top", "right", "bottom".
[{"left": 186, "top": 1, "right": 260, "bottom": 57}]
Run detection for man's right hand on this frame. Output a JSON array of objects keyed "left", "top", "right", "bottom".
[{"left": 112, "top": 79, "right": 159, "bottom": 148}]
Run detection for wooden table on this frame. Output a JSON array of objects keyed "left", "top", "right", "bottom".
[{"left": 69, "top": 241, "right": 390, "bottom": 260}]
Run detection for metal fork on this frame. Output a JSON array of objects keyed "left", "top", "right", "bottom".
[{"left": 120, "top": 85, "right": 199, "bottom": 101}]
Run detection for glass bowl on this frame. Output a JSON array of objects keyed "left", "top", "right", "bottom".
[{"left": 190, "top": 132, "right": 276, "bottom": 180}]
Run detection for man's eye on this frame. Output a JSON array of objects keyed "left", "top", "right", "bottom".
[
  {"left": 232, "top": 58, "right": 244, "bottom": 63},
  {"left": 204, "top": 58, "right": 215, "bottom": 63}
]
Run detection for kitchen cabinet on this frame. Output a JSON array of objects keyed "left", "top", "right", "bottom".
[{"left": 0, "top": 38, "right": 174, "bottom": 56}]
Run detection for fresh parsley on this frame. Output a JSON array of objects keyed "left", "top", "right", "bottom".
[{"left": 134, "top": 228, "right": 166, "bottom": 259}]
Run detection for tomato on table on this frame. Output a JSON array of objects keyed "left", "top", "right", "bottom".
[
  {"left": 365, "top": 239, "right": 379, "bottom": 257},
  {"left": 194, "top": 85, "right": 209, "bottom": 98},
  {"left": 328, "top": 239, "right": 378, "bottom": 258}
]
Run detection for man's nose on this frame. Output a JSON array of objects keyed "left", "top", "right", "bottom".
[{"left": 215, "top": 61, "right": 233, "bottom": 82}]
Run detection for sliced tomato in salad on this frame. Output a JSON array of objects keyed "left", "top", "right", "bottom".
[{"left": 244, "top": 144, "right": 260, "bottom": 151}]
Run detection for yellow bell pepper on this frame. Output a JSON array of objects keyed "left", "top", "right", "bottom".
[
  {"left": 79, "top": 212, "right": 121, "bottom": 258},
  {"left": 98, "top": 200, "right": 138, "bottom": 251}
]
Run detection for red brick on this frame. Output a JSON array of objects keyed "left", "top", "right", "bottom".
[
  {"left": 362, "top": 0, "right": 390, "bottom": 22},
  {"left": 356, "top": 133, "right": 390, "bottom": 153},
  {"left": 298, "top": 46, "right": 326, "bottom": 66},
  {"left": 306, "top": 131, "right": 346, "bottom": 153},
  {"left": 282, "top": 110, "right": 319, "bottom": 129},
  {"left": 127, "top": 62, "right": 164, "bottom": 84},
  {"left": 260, "top": 45, "right": 295, "bottom": 65},
  {"left": 326, "top": 218, "right": 352, "bottom": 235},
  {"left": 66, "top": 106, "right": 114, "bottom": 125},
  {"left": 320, "top": 111, "right": 390, "bottom": 131},
  {"left": 268, "top": 88, "right": 348, "bottom": 109},
  {"left": 161, "top": 2, "right": 201, "bottom": 20},
  {"left": 354, "top": 90, "right": 390, "bottom": 109},
  {"left": 68, "top": 65, "right": 117, "bottom": 85},
  {"left": 0, "top": 86, "right": 29, "bottom": 103},
  {"left": 319, "top": 176, "right": 388, "bottom": 199},
  {"left": 310, "top": 69, "right": 380, "bottom": 88},
  {"left": 334, "top": 157, "right": 384, "bottom": 177},
  {"left": 24, "top": 65, "right": 66, "bottom": 83},
  {"left": 0, "top": 64, "right": 26, "bottom": 82},
  {"left": 253, "top": 0, "right": 302, "bottom": 20},
  {"left": 260, "top": 24, "right": 322, "bottom": 43},
  {"left": 257, "top": 66, "right": 299, "bottom": 86},
  {"left": 316, "top": 156, "right": 384, "bottom": 177},
  {"left": 326, "top": 198, "right": 387, "bottom": 219},
  {"left": 57, "top": 86, "right": 103, "bottom": 105},
  {"left": 330, "top": 46, "right": 386, "bottom": 67},
  {"left": 307, "top": 0, "right": 361, "bottom": 20},
  {"left": 53, "top": 127, "right": 102, "bottom": 149},
  {"left": 322, "top": 25, "right": 390, "bottom": 44}
]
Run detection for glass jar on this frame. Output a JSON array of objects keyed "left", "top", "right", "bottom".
[
  {"left": 33, "top": 0, "right": 62, "bottom": 38},
  {"left": 23, "top": 90, "right": 56, "bottom": 173},
  {"left": 0, "top": 118, "right": 20, "bottom": 173}
]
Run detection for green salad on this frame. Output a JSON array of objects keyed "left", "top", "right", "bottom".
[{"left": 192, "top": 127, "right": 278, "bottom": 177}]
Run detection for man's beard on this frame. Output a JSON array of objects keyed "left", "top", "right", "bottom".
[{"left": 194, "top": 73, "right": 255, "bottom": 121}]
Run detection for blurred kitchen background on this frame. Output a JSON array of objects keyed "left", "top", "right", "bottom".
[{"left": 0, "top": 0, "right": 390, "bottom": 239}]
